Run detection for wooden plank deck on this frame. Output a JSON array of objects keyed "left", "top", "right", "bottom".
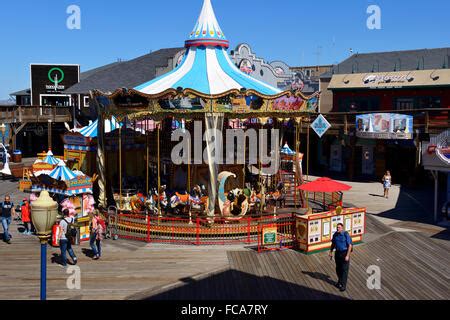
[
  {"left": 1, "top": 212, "right": 449, "bottom": 300},
  {"left": 142, "top": 216, "right": 450, "bottom": 301}
]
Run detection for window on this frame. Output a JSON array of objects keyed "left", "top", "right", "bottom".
[
  {"left": 394, "top": 96, "right": 441, "bottom": 110},
  {"left": 83, "top": 96, "right": 90, "bottom": 108},
  {"left": 338, "top": 97, "right": 380, "bottom": 112}
]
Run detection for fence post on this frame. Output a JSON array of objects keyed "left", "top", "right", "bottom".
[
  {"left": 246, "top": 218, "right": 250, "bottom": 244},
  {"left": 196, "top": 218, "right": 200, "bottom": 245},
  {"left": 146, "top": 214, "right": 151, "bottom": 243}
]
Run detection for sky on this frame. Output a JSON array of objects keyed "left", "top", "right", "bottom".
[{"left": 0, "top": 0, "right": 449, "bottom": 100}]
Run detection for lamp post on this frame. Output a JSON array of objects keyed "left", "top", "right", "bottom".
[{"left": 31, "top": 191, "right": 58, "bottom": 300}]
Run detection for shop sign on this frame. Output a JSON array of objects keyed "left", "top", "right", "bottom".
[
  {"left": 428, "top": 130, "right": 450, "bottom": 165},
  {"left": 67, "top": 176, "right": 92, "bottom": 188},
  {"left": 311, "top": 114, "right": 331, "bottom": 138},
  {"left": 356, "top": 113, "right": 413, "bottom": 140},
  {"left": 262, "top": 225, "right": 278, "bottom": 245},
  {"left": 63, "top": 133, "right": 89, "bottom": 146},
  {"left": 363, "top": 74, "right": 414, "bottom": 85}
]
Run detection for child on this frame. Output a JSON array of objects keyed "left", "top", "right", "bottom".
[{"left": 21, "top": 198, "right": 32, "bottom": 235}]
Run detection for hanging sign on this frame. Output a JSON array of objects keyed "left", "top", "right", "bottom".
[
  {"left": 356, "top": 113, "right": 413, "bottom": 140},
  {"left": 311, "top": 114, "right": 331, "bottom": 138},
  {"left": 262, "top": 225, "right": 278, "bottom": 245}
]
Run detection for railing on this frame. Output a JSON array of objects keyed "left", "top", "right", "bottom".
[
  {"left": 305, "top": 191, "right": 343, "bottom": 211},
  {"left": 319, "top": 108, "right": 449, "bottom": 133},
  {"left": 257, "top": 214, "right": 297, "bottom": 253},
  {"left": 108, "top": 212, "right": 295, "bottom": 246},
  {"left": 0, "top": 105, "right": 71, "bottom": 123}
]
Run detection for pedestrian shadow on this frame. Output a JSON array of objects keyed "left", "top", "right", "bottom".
[
  {"left": 369, "top": 194, "right": 386, "bottom": 198},
  {"left": 301, "top": 271, "right": 336, "bottom": 286},
  {"left": 82, "top": 248, "right": 96, "bottom": 258},
  {"left": 51, "top": 253, "right": 62, "bottom": 265}
]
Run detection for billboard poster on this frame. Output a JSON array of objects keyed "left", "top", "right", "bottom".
[
  {"left": 31, "top": 64, "right": 80, "bottom": 106},
  {"left": 356, "top": 113, "right": 413, "bottom": 140}
]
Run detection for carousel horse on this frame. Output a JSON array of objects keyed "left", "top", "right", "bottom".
[
  {"left": 189, "top": 185, "right": 209, "bottom": 216},
  {"left": 170, "top": 191, "right": 191, "bottom": 215}
]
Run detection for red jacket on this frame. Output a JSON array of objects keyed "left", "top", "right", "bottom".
[{"left": 21, "top": 204, "right": 31, "bottom": 223}]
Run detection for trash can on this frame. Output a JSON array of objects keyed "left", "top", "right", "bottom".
[{"left": 12, "top": 150, "right": 22, "bottom": 163}]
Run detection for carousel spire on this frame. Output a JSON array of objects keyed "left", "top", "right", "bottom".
[{"left": 185, "top": 0, "right": 229, "bottom": 48}]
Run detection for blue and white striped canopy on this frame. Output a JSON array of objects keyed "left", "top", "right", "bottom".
[
  {"left": 48, "top": 162, "right": 77, "bottom": 181},
  {"left": 78, "top": 117, "right": 121, "bottom": 138},
  {"left": 281, "top": 143, "right": 296, "bottom": 156},
  {"left": 31, "top": 186, "right": 93, "bottom": 196},
  {"left": 43, "top": 150, "right": 60, "bottom": 165},
  {"left": 134, "top": 0, "right": 281, "bottom": 97}
]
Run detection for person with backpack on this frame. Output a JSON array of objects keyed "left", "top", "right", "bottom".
[
  {"left": 59, "top": 209, "right": 78, "bottom": 268},
  {"left": 329, "top": 223, "right": 353, "bottom": 292},
  {"left": 89, "top": 210, "right": 105, "bottom": 260}
]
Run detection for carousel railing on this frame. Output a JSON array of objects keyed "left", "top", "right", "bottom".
[
  {"left": 107, "top": 211, "right": 296, "bottom": 246},
  {"left": 306, "top": 191, "right": 343, "bottom": 212}
]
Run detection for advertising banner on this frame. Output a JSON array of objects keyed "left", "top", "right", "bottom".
[{"left": 356, "top": 113, "right": 413, "bottom": 140}]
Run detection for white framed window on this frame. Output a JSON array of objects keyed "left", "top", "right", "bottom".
[{"left": 83, "top": 96, "right": 90, "bottom": 108}]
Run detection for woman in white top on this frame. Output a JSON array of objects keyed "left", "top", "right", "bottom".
[{"left": 382, "top": 171, "right": 392, "bottom": 199}]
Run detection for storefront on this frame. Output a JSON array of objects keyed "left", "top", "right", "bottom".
[{"left": 422, "top": 129, "right": 450, "bottom": 222}]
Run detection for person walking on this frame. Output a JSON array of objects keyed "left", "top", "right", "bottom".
[
  {"left": 89, "top": 210, "right": 105, "bottom": 260},
  {"left": 1, "top": 195, "right": 16, "bottom": 244},
  {"left": 382, "top": 171, "right": 392, "bottom": 199},
  {"left": 21, "top": 198, "right": 32, "bottom": 235},
  {"left": 59, "top": 209, "right": 78, "bottom": 268},
  {"left": 329, "top": 223, "right": 353, "bottom": 292}
]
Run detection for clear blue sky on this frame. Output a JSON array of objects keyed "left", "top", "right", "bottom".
[{"left": 0, "top": 0, "right": 449, "bottom": 100}]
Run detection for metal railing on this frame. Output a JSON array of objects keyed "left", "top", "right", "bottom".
[
  {"left": 107, "top": 212, "right": 296, "bottom": 246},
  {"left": 0, "top": 105, "right": 71, "bottom": 123}
]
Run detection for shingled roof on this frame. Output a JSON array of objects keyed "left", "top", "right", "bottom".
[
  {"left": 331, "top": 47, "right": 450, "bottom": 75},
  {"left": 64, "top": 48, "right": 184, "bottom": 94}
]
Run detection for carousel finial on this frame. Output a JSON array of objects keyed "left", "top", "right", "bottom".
[{"left": 185, "top": 0, "right": 229, "bottom": 48}]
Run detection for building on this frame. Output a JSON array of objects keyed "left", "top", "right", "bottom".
[{"left": 312, "top": 47, "right": 450, "bottom": 185}]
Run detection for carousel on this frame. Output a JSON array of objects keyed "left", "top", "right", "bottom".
[{"left": 87, "top": 0, "right": 365, "bottom": 248}]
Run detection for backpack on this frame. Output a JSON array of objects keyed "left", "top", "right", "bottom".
[
  {"left": 64, "top": 218, "right": 78, "bottom": 240},
  {"left": 97, "top": 217, "right": 107, "bottom": 233}
]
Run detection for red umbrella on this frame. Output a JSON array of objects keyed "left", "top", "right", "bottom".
[{"left": 297, "top": 177, "right": 352, "bottom": 192}]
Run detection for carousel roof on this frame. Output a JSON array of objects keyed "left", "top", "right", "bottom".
[
  {"left": 48, "top": 161, "right": 77, "bottom": 181},
  {"left": 78, "top": 117, "right": 122, "bottom": 138},
  {"left": 134, "top": 0, "right": 282, "bottom": 97},
  {"left": 43, "top": 150, "right": 60, "bottom": 165}
]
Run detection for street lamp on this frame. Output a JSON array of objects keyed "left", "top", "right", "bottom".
[{"left": 31, "top": 191, "right": 58, "bottom": 300}]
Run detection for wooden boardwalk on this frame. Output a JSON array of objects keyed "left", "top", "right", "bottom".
[
  {"left": 1, "top": 213, "right": 449, "bottom": 300},
  {"left": 142, "top": 216, "right": 450, "bottom": 300}
]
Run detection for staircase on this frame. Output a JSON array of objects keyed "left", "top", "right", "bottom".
[{"left": 278, "top": 171, "right": 304, "bottom": 208}]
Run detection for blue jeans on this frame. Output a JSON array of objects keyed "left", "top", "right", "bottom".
[
  {"left": 1, "top": 217, "right": 12, "bottom": 241},
  {"left": 90, "top": 232, "right": 101, "bottom": 257},
  {"left": 60, "top": 239, "right": 77, "bottom": 266}
]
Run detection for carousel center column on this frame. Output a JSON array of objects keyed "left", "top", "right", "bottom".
[
  {"left": 204, "top": 112, "right": 224, "bottom": 220},
  {"left": 93, "top": 92, "right": 107, "bottom": 209}
]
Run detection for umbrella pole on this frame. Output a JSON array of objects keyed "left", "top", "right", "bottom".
[{"left": 307, "top": 116, "right": 310, "bottom": 182}]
